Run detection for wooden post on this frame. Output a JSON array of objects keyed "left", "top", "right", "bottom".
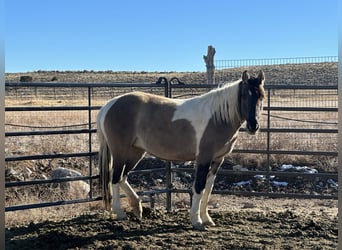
[{"left": 203, "top": 45, "right": 216, "bottom": 84}]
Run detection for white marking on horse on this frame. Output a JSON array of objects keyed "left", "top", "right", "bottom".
[
  {"left": 112, "top": 183, "right": 126, "bottom": 219},
  {"left": 172, "top": 81, "right": 241, "bottom": 156},
  {"left": 97, "top": 98, "right": 119, "bottom": 142},
  {"left": 200, "top": 172, "right": 216, "bottom": 226},
  {"left": 189, "top": 190, "right": 203, "bottom": 228},
  {"left": 172, "top": 98, "right": 213, "bottom": 156}
]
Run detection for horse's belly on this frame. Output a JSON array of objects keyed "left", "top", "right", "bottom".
[
  {"left": 150, "top": 148, "right": 196, "bottom": 162},
  {"left": 134, "top": 132, "right": 196, "bottom": 162}
]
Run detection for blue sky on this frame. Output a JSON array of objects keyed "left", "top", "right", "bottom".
[{"left": 5, "top": 0, "right": 337, "bottom": 72}]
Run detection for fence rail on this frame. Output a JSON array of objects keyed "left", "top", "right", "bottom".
[{"left": 5, "top": 80, "right": 338, "bottom": 212}]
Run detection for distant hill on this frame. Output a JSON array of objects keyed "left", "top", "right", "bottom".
[{"left": 5, "top": 62, "right": 337, "bottom": 86}]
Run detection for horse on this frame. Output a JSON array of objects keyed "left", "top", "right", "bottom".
[{"left": 96, "top": 70, "right": 265, "bottom": 230}]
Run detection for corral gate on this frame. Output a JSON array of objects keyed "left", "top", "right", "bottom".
[{"left": 5, "top": 82, "right": 338, "bottom": 212}]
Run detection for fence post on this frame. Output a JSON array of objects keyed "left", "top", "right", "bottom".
[
  {"left": 166, "top": 79, "right": 172, "bottom": 211},
  {"left": 168, "top": 79, "right": 172, "bottom": 98},
  {"left": 166, "top": 161, "right": 172, "bottom": 212},
  {"left": 203, "top": 45, "right": 216, "bottom": 84},
  {"left": 88, "top": 86, "right": 93, "bottom": 199},
  {"left": 266, "top": 88, "right": 271, "bottom": 192}
]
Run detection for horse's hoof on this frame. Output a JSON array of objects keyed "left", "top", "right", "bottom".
[
  {"left": 202, "top": 220, "right": 216, "bottom": 227},
  {"left": 192, "top": 222, "right": 206, "bottom": 231},
  {"left": 132, "top": 211, "right": 142, "bottom": 220},
  {"left": 116, "top": 212, "right": 128, "bottom": 220},
  {"left": 132, "top": 207, "right": 143, "bottom": 219},
  {"left": 132, "top": 201, "right": 143, "bottom": 219}
]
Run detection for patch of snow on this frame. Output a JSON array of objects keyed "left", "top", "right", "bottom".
[
  {"left": 272, "top": 181, "right": 288, "bottom": 187},
  {"left": 233, "top": 165, "right": 249, "bottom": 171},
  {"left": 279, "top": 164, "right": 318, "bottom": 174},
  {"left": 233, "top": 180, "right": 252, "bottom": 186},
  {"left": 327, "top": 179, "right": 338, "bottom": 188}
]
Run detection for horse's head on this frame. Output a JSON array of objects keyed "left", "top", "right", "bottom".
[{"left": 239, "top": 70, "right": 265, "bottom": 134}]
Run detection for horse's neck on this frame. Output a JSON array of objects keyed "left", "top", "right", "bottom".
[
  {"left": 174, "top": 82, "right": 244, "bottom": 130},
  {"left": 204, "top": 81, "right": 243, "bottom": 128}
]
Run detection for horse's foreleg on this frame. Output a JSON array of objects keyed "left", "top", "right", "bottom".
[
  {"left": 200, "top": 172, "right": 216, "bottom": 226},
  {"left": 120, "top": 176, "right": 142, "bottom": 219},
  {"left": 200, "top": 159, "right": 223, "bottom": 227},
  {"left": 190, "top": 190, "right": 204, "bottom": 230},
  {"left": 190, "top": 162, "right": 210, "bottom": 230}
]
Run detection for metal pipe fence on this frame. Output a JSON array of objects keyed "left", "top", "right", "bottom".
[
  {"left": 214, "top": 56, "right": 338, "bottom": 86},
  {"left": 5, "top": 80, "right": 338, "bottom": 212},
  {"left": 215, "top": 56, "right": 338, "bottom": 69}
]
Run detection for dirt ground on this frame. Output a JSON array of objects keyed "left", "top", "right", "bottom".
[{"left": 5, "top": 196, "right": 337, "bottom": 250}]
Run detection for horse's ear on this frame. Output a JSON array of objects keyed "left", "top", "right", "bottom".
[
  {"left": 242, "top": 71, "right": 249, "bottom": 83},
  {"left": 258, "top": 70, "right": 265, "bottom": 84}
]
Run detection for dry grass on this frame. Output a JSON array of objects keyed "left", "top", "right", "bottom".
[
  {"left": 5, "top": 109, "right": 337, "bottom": 170},
  {"left": 5, "top": 62, "right": 338, "bottom": 85}
]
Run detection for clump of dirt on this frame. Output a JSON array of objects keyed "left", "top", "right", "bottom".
[{"left": 6, "top": 205, "right": 337, "bottom": 250}]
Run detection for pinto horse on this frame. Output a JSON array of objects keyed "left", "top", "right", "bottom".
[{"left": 97, "top": 70, "right": 265, "bottom": 230}]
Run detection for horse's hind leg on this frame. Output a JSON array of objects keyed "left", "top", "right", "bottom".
[
  {"left": 120, "top": 148, "right": 145, "bottom": 219},
  {"left": 111, "top": 157, "right": 128, "bottom": 220},
  {"left": 112, "top": 182, "right": 127, "bottom": 220},
  {"left": 120, "top": 176, "right": 142, "bottom": 218}
]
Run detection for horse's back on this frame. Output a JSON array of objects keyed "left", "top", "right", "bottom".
[
  {"left": 99, "top": 92, "right": 197, "bottom": 161},
  {"left": 100, "top": 91, "right": 178, "bottom": 126}
]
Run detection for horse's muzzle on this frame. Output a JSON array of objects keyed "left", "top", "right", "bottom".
[{"left": 246, "top": 121, "right": 259, "bottom": 134}]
